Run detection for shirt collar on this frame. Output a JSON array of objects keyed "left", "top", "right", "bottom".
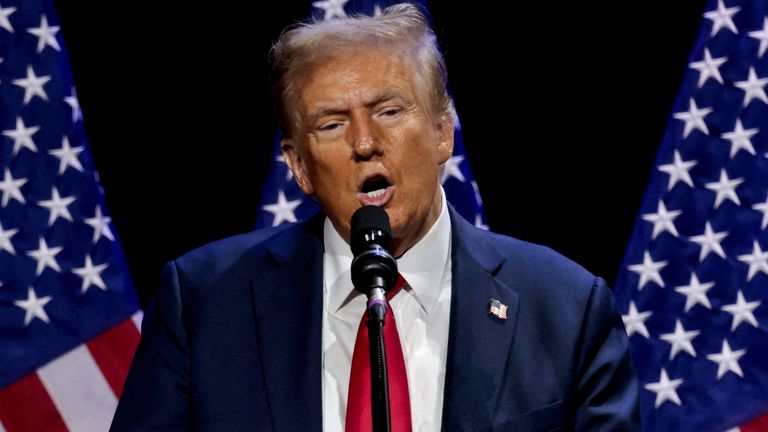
[{"left": 323, "top": 188, "right": 452, "bottom": 315}]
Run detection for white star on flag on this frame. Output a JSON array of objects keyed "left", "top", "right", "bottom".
[
  {"left": 721, "top": 119, "right": 758, "bottom": 158},
  {"left": 3, "top": 116, "right": 40, "bottom": 155},
  {"left": 749, "top": 17, "right": 768, "bottom": 57},
  {"left": 622, "top": 302, "right": 653, "bottom": 338},
  {"left": 85, "top": 206, "right": 115, "bottom": 243},
  {"left": 72, "top": 256, "right": 109, "bottom": 293},
  {"left": 471, "top": 181, "right": 483, "bottom": 206},
  {"left": 312, "top": 0, "right": 348, "bottom": 20},
  {"left": 644, "top": 369, "right": 684, "bottom": 409},
  {"left": 26, "top": 237, "right": 63, "bottom": 276},
  {"left": 262, "top": 190, "right": 302, "bottom": 227},
  {"left": 37, "top": 187, "right": 76, "bottom": 226},
  {"left": 734, "top": 67, "right": 768, "bottom": 107},
  {"left": 658, "top": 149, "right": 697, "bottom": 190},
  {"left": 660, "top": 320, "right": 700, "bottom": 360},
  {"left": 688, "top": 222, "right": 728, "bottom": 261},
  {"left": 721, "top": 290, "right": 760, "bottom": 331},
  {"left": 705, "top": 169, "right": 743, "bottom": 209},
  {"left": 737, "top": 240, "right": 768, "bottom": 281},
  {"left": 628, "top": 251, "right": 667, "bottom": 290},
  {"left": 674, "top": 273, "right": 715, "bottom": 312},
  {"left": 48, "top": 136, "right": 85, "bottom": 174},
  {"left": 752, "top": 197, "right": 768, "bottom": 229},
  {"left": 275, "top": 155, "right": 294, "bottom": 181},
  {"left": 0, "top": 221, "right": 18, "bottom": 255},
  {"left": 13, "top": 287, "right": 52, "bottom": 326},
  {"left": 26, "top": 14, "right": 60, "bottom": 53},
  {"left": 440, "top": 155, "right": 466, "bottom": 184},
  {"left": 0, "top": 3, "right": 15, "bottom": 33},
  {"left": 703, "top": 0, "right": 740, "bottom": 36},
  {"left": 64, "top": 87, "right": 82, "bottom": 123},
  {"left": 11, "top": 65, "right": 51, "bottom": 105},
  {"left": 706, "top": 340, "right": 746, "bottom": 380},
  {"left": 642, "top": 200, "right": 681, "bottom": 239},
  {"left": 689, "top": 48, "right": 727, "bottom": 87},
  {"left": 673, "top": 98, "right": 712, "bottom": 138},
  {"left": 474, "top": 214, "right": 489, "bottom": 230},
  {"left": 0, "top": 168, "right": 27, "bottom": 207}
]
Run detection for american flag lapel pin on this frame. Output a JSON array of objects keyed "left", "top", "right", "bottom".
[{"left": 488, "top": 298, "right": 508, "bottom": 320}]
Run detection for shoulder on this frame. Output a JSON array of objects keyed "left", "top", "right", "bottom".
[
  {"left": 486, "top": 230, "right": 596, "bottom": 292},
  {"left": 155, "top": 216, "right": 323, "bottom": 324},
  {"left": 451, "top": 211, "right": 640, "bottom": 426},
  {"left": 174, "top": 224, "right": 287, "bottom": 271},
  {"left": 488, "top": 231, "right": 601, "bottom": 309},
  {"left": 451, "top": 212, "right": 608, "bottom": 328},
  {"left": 451, "top": 210, "right": 598, "bottom": 296},
  {"left": 164, "top": 214, "right": 323, "bottom": 294}
]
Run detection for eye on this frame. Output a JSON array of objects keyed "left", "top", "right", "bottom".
[
  {"left": 314, "top": 119, "right": 347, "bottom": 140},
  {"left": 377, "top": 106, "right": 404, "bottom": 122},
  {"left": 320, "top": 122, "right": 342, "bottom": 131},
  {"left": 316, "top": 119, "right": 347, "bottom": 133}
]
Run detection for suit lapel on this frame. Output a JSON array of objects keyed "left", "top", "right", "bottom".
[
  {"left": 249, "top": 214, "right": 325, "bottom": 432},
  {"left": 441, "top": 209, "right": 520, "bottom": 430}
]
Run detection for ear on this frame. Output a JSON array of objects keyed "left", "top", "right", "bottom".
[
  {"left": 435, "top": 116, "right": 455, "bottom": 164},
  {"left": 281, "top": 138, "right": 315, "bottom": 196}
]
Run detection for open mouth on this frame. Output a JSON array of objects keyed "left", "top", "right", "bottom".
[
  {"left": 361, "top": 175, "right": 391, "bottom": 198},
  {"left": 358, "top": 175, "right": 394, "bottom": 206}
]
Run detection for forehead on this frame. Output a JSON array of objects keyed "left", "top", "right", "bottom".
[{"left": 297, "top": 50, "right": 418, "bottom": 112}]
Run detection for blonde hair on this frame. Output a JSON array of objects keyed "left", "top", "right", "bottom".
[{"left": 271, "top": 3, "right": 454, "bottom": 138}]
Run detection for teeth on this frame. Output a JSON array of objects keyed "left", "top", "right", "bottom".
[{"left": 366, "top": 189, "right": 386, "bottom": 198}]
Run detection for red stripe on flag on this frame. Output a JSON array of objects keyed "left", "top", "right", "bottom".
[
  {"left": 740, "top": 412, "right": 768, "bottom": 432},
  {"left": 86, "top": 318, "right": 141, "bottom": 398},
  {"left": 0, "top": 372, "right": 68, "bottom": 432}
]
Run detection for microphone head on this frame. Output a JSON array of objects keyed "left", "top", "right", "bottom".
[
  {"left": 350, "top": 206, "right": 393, "bottom": 256},
  {"left": 350, "top": 206, "right": 397, "bottom": 295}
]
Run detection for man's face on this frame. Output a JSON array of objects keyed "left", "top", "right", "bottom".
[{"left": 282, "top": 50, "right": 453, "bottom": 256}]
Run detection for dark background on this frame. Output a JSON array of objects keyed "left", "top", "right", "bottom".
[{"left": 52, "top": 1, "right": 709, "bottom": 305}]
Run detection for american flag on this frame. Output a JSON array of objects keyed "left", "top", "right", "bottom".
[
  {"left": 614, "top": 0, "right": 768, "bottom": 430},
  {"left": 255, "top": 0, "right": 487, "bottom": 231},
  {"left": 488, "top": 298, "right": 508, "bottom": 320},
  {"left": 0, "top": 0, "right": 141, "bottom": 430}
]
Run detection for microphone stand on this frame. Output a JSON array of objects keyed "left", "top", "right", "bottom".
[
  {"left": 366, "top": 284, "right": 391, "bottom": 432},
  {"left": 349, "top": 207, "right": 397, "bottom": 432}
]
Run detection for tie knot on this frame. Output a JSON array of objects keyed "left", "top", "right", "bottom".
[{"left": 387, "top": 273, "right": 406, "bottom": 300}]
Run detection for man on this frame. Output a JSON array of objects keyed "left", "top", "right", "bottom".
[{"left": 111, "top": 4, "right": 640, "bottom": 431}]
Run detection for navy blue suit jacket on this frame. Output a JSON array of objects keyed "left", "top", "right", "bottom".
[{"left": 111, "top": 208, "right": 640, "bottom": 431}]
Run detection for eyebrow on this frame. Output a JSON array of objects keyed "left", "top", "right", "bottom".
[{"left": 306, "top": 91, "right": 411, "bottom": 125}]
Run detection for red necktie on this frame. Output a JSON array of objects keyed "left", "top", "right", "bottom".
[{"left": 346, "top": 274, "right": 413, "bottom": 432}]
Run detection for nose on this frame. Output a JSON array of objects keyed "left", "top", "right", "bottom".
[{"left": 351, "top": 115, "right": 383, "bottom": 160}]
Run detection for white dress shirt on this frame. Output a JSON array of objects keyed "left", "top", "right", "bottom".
[{"left": 322, "top": 191, "right": 453, "bottom": 432}]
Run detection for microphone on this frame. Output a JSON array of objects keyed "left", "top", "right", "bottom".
[{"left": 350, "top": 206, "right": 398, "bottom": 322}]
